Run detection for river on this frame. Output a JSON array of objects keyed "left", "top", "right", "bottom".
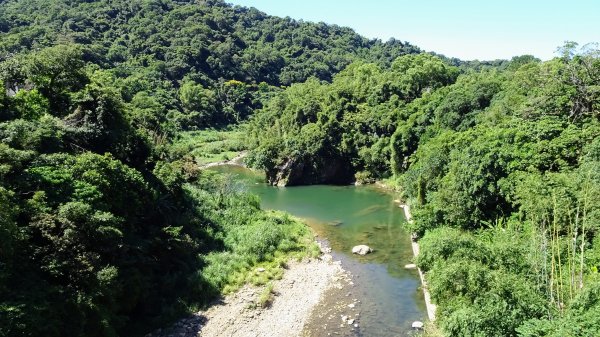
[{"left": 211, "top": 165, "right": 426, "bottom": 337}]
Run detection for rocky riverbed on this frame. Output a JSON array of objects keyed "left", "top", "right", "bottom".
[{"left": 148, "top": 246, "right": 351, "bottom": 337}]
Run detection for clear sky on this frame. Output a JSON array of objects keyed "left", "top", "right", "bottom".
[{"left": 226, "top": 0, "right": 599, "bottom": 61}]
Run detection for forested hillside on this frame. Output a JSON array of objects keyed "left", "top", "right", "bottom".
[
  {"left": 0, "top": 0, "right": 423, "bottom": 335},
  {"left": 0, "top": 0, "right": 419, "bottom": 132},
  {"left": 248, "top": 44, "right": 600, "bottom": 336}
]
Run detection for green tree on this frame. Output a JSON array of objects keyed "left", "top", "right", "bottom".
[
  {"left": 24, "top": 44, "right": 87, "bottom": 113},
  {"left": 178, "top": 80, "right": 217, "bottom": 127}
]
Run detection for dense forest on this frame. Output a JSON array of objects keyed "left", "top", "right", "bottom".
[
  {"left": 0, "top": 0, "right": 421, "bottom": 335},
  {"left": 248, "top": 44, "right": 600, "bottom": 336},
  {"left": 1, "top": 0, "right": 599, "bottom": 336},
  {"left": 0, "top": 0, "right": 422, "bottom": 132}
]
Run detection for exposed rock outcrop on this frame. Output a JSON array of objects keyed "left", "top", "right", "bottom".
[{"left": 265, "top": 157, "right": 354, "bottom": 186}]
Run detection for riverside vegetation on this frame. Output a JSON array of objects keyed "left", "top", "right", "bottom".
[
  {"left": 247, "top": 44, "right": 600, "bottom": 336},
  {"left": 1, "top": 0, "right": 599, "bottom": 336}
]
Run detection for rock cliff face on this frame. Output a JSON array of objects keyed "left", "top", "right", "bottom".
[{"left": 265, "top": 157, "right": 354, "bottom": 186}]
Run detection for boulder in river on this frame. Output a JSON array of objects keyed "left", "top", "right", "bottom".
[
  {"left": 351, "top": 245, "right": 372, "bottom": 255},
  {"left": 412, "top": 321, "right": 424, "bottom": 329}
]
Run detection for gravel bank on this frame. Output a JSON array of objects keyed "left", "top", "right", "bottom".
[{"left": 148, "top": 252, "right": 346, "bottom": 337}]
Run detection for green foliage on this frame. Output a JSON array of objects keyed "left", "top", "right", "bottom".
[
  {"left": 389, "top": 53, "right": 460, "bottom": 102},
  {"left": 397, "top": 45, "right": 600, "bottom": 337},
  {"left": 0, "top": 138, "right": 313, "bottom": 337},
  {"left": 439, "top": 273, "right": 546, "bottom": 337},
  {"left": 518, "top": 278, "right": 600, "bottom": 337},
  {"left": 178, "top": 80, "right": 218, "bottom": 127},
  {"left": 418, "top": 227, "right": 547, "bottom": 337},
  {"left": 258, "top": 282, "right": 274, "bottom": 308},
  {"left": 0, "top": 0, "right": 421, "bottom": 130},
  {"left": 0, "top": 115, "right": 64, "bottom": 153},
  {"left": 23, "top": 45, "right": 86, "bottom": 105},
  {"left": 200, "top": 207, "right": 314, "bottom": 295},
  {"left": 11, "top": 89, "right": 49, "bottom": 120},
  {"left": 247, "top": 55, "right": 459, "bottom": 185},
  {"left": 247, "top": 42, "right": 600, "bottom": 336},
  {"left": 416, "top": 227, "right": 487, "bottom": 272}
]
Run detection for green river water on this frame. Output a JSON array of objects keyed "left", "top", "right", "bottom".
[{"left": 211, "top": 165, "right": 426, "bottom": 337}]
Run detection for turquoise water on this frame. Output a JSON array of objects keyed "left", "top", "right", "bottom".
[{"left": 211, "top": 165, "right": 426, "bottom": 336}]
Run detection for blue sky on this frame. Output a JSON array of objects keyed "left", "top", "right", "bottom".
[{"left": 226, "top": 0, "right": 599, "bottom": 61}]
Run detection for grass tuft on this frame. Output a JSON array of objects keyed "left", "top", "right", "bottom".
[{"left": 257, "top": 282, "right": 274, "bottom": 308}]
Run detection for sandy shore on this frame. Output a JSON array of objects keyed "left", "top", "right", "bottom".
[{"left": 148, "top": 251, "right": 346, "bottom": 337}]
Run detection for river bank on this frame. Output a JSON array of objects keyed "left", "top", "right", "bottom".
[
  {"left": 397, "top": 203, "right": 437, "bottom": 322},
  {"left": 148, "top": 247, "right": 349, "bottom": 337},
  {"left": 372, "top": 180, "right": 437, "bottom": 321}
]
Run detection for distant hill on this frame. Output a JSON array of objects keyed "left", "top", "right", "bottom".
[{"left": 0, "top": 0, "right": 421, "bottom": 87}]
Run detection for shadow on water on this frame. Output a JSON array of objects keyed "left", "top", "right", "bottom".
[{"left": 210, "top": 165, "right": 426, "bottom": 336}]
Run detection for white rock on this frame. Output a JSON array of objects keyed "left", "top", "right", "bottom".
[
  {"left": 348, "top": 303, "right": 355, "bottom": 308},
  {"left": 256, "top": 267, "right": 265, "bottom": 272},
  {"left": 404, "top": 263, "right": 417, "bottom": 269},
  {"left": 412, "top": 321, "right": 424, "bottom": 329},
  {"left": 351, "top": 245, "right": 372, "bottom": 255},
  {"left": 347, "top": 319, "right": 355, "bottom": 325}
]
